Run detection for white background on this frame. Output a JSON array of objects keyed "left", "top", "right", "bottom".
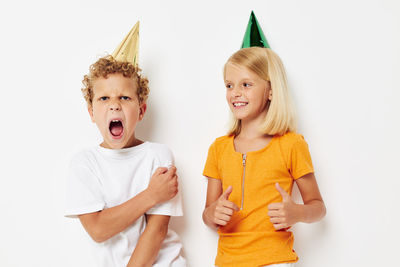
[{"left": 0, "top": 0, "right": 399, "bottom": 266}]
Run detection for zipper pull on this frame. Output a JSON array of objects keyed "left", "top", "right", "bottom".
[{"left": 242, "top": 154, "right": 247, "bottom": 166}]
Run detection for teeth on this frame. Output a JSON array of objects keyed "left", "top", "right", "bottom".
[
  {"left": 112, "top": 120, "right": 120, "bottom": 122},
  {"left": 233, "top": 103, "right": 247, "bottom": 107}
]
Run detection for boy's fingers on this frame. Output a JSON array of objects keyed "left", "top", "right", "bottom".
[
  {"left": 170, "top": 174, "right": 178, "bottom": 181},
  {"left": 167, "top": 166, "right": 177, "bottom": 174},
  {"left": 154, "top": 167, "right": 168, "bottom": 175}
]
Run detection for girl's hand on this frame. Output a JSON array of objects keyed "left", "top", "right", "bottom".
[
  {"left": 267, "top": 183, "right": 301, "bottom": 230},
  {"left": 206, "top": 186, "right": 239, "bottom": 227}
]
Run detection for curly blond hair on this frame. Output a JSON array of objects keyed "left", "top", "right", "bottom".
[{"left": 82, "top": 55, "right": 149, "bottom": 106}]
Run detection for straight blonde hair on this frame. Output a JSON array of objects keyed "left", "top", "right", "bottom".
[{"left": 224, "top": 47, "right": 297, "bottom": 136}]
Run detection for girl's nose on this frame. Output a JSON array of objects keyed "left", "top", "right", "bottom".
[{"left": 233, "top": 87, "right": 242, "bottom": 97}]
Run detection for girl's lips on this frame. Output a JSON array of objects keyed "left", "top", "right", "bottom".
[{"left": 233, "top": 102, "right": 248, "bottom": 108}]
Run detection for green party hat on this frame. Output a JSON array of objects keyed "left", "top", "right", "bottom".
[{"left": 241, "top": 11, "right": 270, "bottom": 49}]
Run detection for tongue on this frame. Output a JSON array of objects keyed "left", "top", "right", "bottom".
[{"left": 110, "top": 124, "right": 123, "bottom": 136}]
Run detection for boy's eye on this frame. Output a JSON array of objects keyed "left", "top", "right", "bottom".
[
  {"left": 99, "top": 96, "right": 108, "bottom": 101},
  {"left": 120, "top": 96, "right": 131, "bottom": 100}
]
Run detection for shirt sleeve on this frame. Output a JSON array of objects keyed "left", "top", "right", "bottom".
[
  {"left": 146, "top": 145, "right": 183, "bottom": 217},
  {"left": 64, "top": 158, "right": 105, "bottom": 218},
  {"left": 289, "top": 135, "right": 315, "bottom": 180},
  {"left": 202, "top": 140, "right": 220, "bottom": 179}
]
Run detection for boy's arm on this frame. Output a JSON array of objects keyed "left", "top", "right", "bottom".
[
  {"left": 126, "top": 215, "right": 170, "bottom": 267},
  {"left": 78, "top": 167, "right": 178, "bottom": 243}
]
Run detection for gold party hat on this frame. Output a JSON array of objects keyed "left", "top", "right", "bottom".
[{"left": 112, "top": 21, "right": 140, "bottom": 65}]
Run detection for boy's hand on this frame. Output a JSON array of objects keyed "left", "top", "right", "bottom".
[
  {"left": 147, "top": 166, "right": 178, "bottom": 205},
  {"left": 206, "top": 186, "right": 239, "bottom": 226},
  {"left": 268, "top": 183, "right": 300, "bottom": 230}
]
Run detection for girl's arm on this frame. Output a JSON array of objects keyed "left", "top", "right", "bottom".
[
  {"left": 78, "top": 167, "right": 178, "bottom": 243},
  {"left": 202, "top": 178, "right": 239, "bottom": 230},
  {"left": 268, "top": 173, "right": 326, "bottom": 230},
  {"left": 295, "top": 172, "right": 326, "bottom": 223},
  {"left": 126, "top": 215, "right": 170, "bottom": 267}
]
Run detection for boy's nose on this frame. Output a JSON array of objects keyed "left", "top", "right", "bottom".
[
  {"left": 109, "top": 102, "right": 121, "bottom": 111},
  {"left": 110, "top": 106, "right": 120, "bottom": 111}
]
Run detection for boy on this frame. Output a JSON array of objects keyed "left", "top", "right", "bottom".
[{"left": 65, "top": 23, "right": 186, "bottom": 267}]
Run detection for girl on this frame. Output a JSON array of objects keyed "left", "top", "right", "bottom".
[{"left": 202, "top": 47, "right": 326, "bottom": 267}]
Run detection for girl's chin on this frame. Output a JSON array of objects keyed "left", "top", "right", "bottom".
[{"left": 232, "top": 114, "right": 247, "bottom": 120}]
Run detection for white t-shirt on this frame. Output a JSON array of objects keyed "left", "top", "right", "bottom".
[{"left": 65, "top": 142, "right": 186, "bottom": 267}]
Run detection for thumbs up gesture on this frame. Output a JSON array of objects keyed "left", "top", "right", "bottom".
[
  {"left": 267, "top": 183, "right": 300, "bottom": 230},
  {"left": 208, "top": 186, "right": 240, "bottom": 227}
]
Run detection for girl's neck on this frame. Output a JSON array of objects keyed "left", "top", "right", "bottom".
[
  {"left": 238, "top": 116, "right": 266, "bottom": 140},
  {"left": 234, "top": 120, "right": 273, "bottom": 154}
]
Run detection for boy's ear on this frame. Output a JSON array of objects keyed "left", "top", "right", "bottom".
[
  {"left": 88, "top": 105, "right": 95, "bottom": 122},
  {"left": 139, "top": 102, "right": 147, "bottom": 121}
]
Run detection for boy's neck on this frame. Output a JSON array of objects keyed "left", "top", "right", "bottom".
[{"left": 100, "top": 137, "right": 144, "bottom": 149}]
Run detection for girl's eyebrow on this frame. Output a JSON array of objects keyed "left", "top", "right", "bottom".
[{"left": 225, "top": 78, "right": 253, "bottom": 83}]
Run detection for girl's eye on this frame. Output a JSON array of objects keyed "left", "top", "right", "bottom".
[
  {"left": 121, "top": 96, "right": 131, "bottom": 100},
  {"left": 243, "top": 83, "right": 251, "bottom": 88},
  {"left": 226, "top": 84, "right": 233, "bottom": 89},
  {"left": 100, "top": 96, "right": 108, "bottom": 101}
]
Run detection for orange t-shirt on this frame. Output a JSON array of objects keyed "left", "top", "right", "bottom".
[{"left": 203, "top": 132, "right": 314, "bottom": 267}]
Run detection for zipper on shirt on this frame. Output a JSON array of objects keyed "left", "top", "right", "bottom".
[{"left": 240, "top": 154, "right": 247, "bottom": 210}]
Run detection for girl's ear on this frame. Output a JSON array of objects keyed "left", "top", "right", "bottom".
[{"left": 268, "top": 89, "right": 273, "bottom": 101}]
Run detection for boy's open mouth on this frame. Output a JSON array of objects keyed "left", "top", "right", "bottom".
[{"left": 109, "top": 120, "right": 123, "bottom": 137}]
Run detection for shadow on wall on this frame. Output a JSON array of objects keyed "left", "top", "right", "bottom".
[
  {"left": 135, "top": 101, "right": 188, "bottom": 260},
  {"left": 291, "top": 182, "right": 328, "bottom": 267},
  {"left": 136, "top": 100, "right": 156, "bottom": 142}
]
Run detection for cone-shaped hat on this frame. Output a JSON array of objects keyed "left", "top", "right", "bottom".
[
  {"left": 112, "top": 21, "right": 140, "bottom": 65},
  {"left": 241, "top": 11, "right": 270, "bottom": 49}
]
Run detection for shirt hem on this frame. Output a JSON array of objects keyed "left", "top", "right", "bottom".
[
  {"left": 64, "top": 203, "right": 105, "bottom": 218},
  {"left": 293, "top": 169, "right": 314, "bottom": 180}
]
